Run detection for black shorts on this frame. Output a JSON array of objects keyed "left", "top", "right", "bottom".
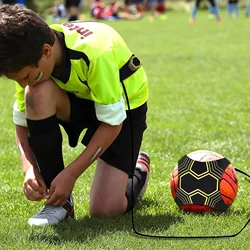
[{"left": 58, "top": 93, "right": 147, "bottom": 177}]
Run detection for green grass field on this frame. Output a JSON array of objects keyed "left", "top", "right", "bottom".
[{"left": 0, "top": 9, "right": 250, "bottom": 250}]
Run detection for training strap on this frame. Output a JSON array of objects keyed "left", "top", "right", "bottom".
[{"left": 119, "top": 54, "right": 141, "bottom": 82}]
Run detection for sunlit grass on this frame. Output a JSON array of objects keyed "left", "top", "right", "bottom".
[{"left": 0, "top": 9, "right": 250, "bottom": 249}]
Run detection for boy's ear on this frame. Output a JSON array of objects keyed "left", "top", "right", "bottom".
[{"left": 42, "top": 44, "right": 52, "bottom": 58}]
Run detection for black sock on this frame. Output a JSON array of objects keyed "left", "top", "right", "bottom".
[
  {"left": 27, "top": 114, "right": 64, "bottom": 189},
  {"left": 125, "top": 169, "right": 147, "bottom": 212}
]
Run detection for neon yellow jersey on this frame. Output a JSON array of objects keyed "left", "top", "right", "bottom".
[{"left": 13, "top": 21, "right": 148, "bottom": 127}]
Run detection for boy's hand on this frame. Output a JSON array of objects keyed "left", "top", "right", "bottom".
[
  {"left": 45, "top": 168, "right": 76, "bottom": 206},
  {"left": 23, "top": 167, "right": 47, "bottom": 201}
]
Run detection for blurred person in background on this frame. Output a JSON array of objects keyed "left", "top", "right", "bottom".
[
  {"left": 91, "top": 0, "right": 142, "bottom": 20},
  {"left": 246, "top": 0, "right": 250, "bottom": 16},
  {"left": 145, "top": 0, "right": 167, "bottom": 22},
  {"left": 227, "top": 0, "right": 239, "bottom": 18},
  {"left": 45, "top": 0, "right": 68, "bottom": 20},
  {"left": 189, "top": 0, "right": 221, "bottom": 23},
  {"left": 65, "top": 0, "right": 83, "bottom": 21}
]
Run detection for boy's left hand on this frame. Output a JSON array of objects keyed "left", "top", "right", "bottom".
[{"left": 44, "top": 168, "right": 76, "bottom": 206}]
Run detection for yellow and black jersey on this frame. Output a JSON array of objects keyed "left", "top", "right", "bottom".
[{"left": 14, "top": 21, "right": 148, "bottom": 127}]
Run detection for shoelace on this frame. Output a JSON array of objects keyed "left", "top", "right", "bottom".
[{"left": 38, "top": 205, "right": 63, "bottom": 215}]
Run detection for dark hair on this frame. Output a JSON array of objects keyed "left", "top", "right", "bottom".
[{"left": 0, "top": 4, "right": 55, "bottom": 76}]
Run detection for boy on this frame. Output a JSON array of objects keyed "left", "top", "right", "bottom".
[{"left": 0, "top": 4, "right": 150, "bottom": 226}]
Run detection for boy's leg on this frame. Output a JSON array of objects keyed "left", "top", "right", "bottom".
[
  {"left": 25, "top": 79, "right": 74, "bottom": 226},
  {"left": 25, "top": 79, "right": 71, "bottom": 187},
  {"left": 27, "top": 115, "right": 64, "bottom": 188},
  {"left": 89, "top": 152, "right": 150, "bottom": 217},
  {"left": 88, "top": 103, "right": 149, "bottom": 217},
  {"left": 89, "top": 159, "right": 128, "bottom": 217}
]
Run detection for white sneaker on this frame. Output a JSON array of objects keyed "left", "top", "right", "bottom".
[
  {"left": 28, "top": 197, "right": 74, "bottom": 226},
  {"left": 136, "top": 151, "right": 150, "bottom": 201}
]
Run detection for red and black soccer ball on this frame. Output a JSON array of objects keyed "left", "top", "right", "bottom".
[{"left": 170, "top": 150, "right": 238, "bottom": 213}]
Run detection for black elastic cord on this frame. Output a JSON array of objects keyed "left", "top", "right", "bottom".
[
  {"left": 235, "top": 168, "right": 250, "bottom": 179},
  {"left": 135, "top": 164, "right": 250, "bottom": 239},
  {"left": 120, "top": 80, "right": 136, "bottom": 232},
  {"left": 134, "top": 158, "right": 250, "bottom": 238},
  {"left": 121, "top": 76, "right": 250, "bottom": 239}
]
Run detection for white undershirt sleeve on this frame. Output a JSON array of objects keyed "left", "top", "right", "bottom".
[
  {"left": 13, "top": 101, "right": 27, "bottom": 127},
  {"left": 94, "top": 97, "right": 126, "bottom": 125}
]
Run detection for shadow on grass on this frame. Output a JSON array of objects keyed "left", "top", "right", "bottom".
[
  {"left": 27, "top": 198, "right": 250, "bottom": 244},
  {"left": 27, "top": 198, "right": 184, "bottom": 244},
  {"left": 28, "top": 214, "right": 183, "bottom": 244}
]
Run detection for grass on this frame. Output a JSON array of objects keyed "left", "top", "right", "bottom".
[{"left": 0, "top": 9, "right": 250, "bottom": 250}]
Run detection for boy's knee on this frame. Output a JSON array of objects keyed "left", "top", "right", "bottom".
[
  {"left": 89, "top": 204, "right": 113, "bottom": 217},
  {"left": 25, "top": 79, "right": 54, "bottom": 104},
  {"left": 25, "top": 79, "right": 64, "bottom": 116},
  {"left": 89, "top": 202, "right": 126, "bottom": 217}
]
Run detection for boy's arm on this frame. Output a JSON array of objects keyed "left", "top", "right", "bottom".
[
  {"left": 15, "top": 125, "right": 47, "bottom": 200},
  {"left": 69, "top": 122, "right": 122, "bottom": 177},
  {"left": 45, "top": 122, "right": 122, "bottom": 206},
  {"left": 15, "top": 125, "right": 37, "bottom": 174}
]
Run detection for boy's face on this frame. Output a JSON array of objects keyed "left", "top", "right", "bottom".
[{"left": 6, "top": 44, "right": 54, "bottom": 88}]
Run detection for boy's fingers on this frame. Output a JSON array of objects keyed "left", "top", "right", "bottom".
[
  {"left": 28, "top": 180, "right": 46, "bottom": 197},
  {"left": 44, "top": 190, "right": 66, "bottom": 206},
  {"left": 45, "top": 196, "right": 67, "bottom": 206},
  {"left": 44, "top": 194, "right": 57, "bottom": 205},
  {"left": 24, "top": 185, "right": 44, "bottom": 201},
  {"left": 37, "top": 177, "right": 48, "bottom": 192},
  {"left": 44, "top": 188, "right": 56, "bottom": 205}
]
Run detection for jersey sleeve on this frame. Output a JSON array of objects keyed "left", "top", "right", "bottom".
[
  {"left": 88, "top": 50, "right": 126, "bottom": 126},
  {"left": 13, "top": 83, "right": 27, "bottom": 127}
]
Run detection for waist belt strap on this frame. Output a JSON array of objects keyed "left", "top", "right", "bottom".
[{"left": 119, "top": 54, "right": 141, "bottom": 82}]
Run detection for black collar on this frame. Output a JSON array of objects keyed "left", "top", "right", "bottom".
[{"left": 52, "top": 30, "right": 71, "bottom": 83}]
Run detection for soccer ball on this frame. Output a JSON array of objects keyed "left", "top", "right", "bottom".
[{"left": 170, "top": 150, "right": 238, "bottom": 213}]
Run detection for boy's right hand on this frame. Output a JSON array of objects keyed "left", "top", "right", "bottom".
[{"left": 23, "top": 167, "right": 47, "bottom": 201}]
